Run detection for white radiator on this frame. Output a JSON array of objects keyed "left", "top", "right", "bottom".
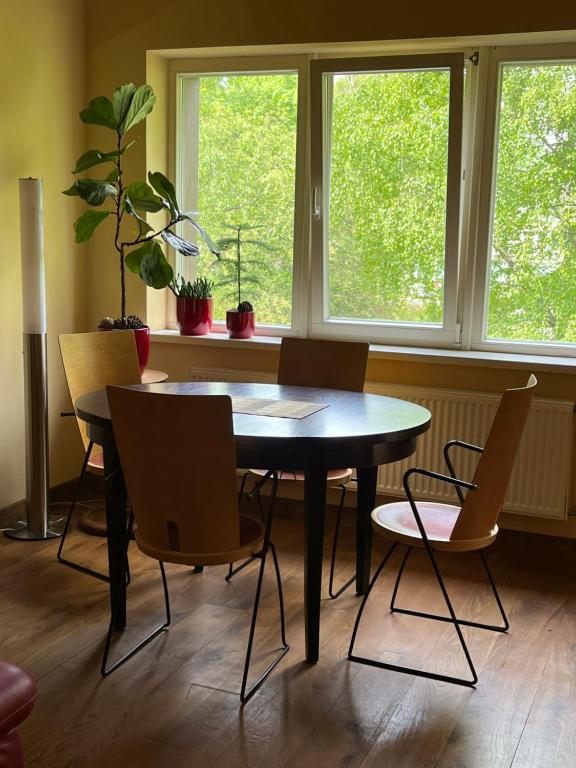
[
  {"left": 188, "top": 368, "right": 573, "bottom": 520},
  {"left": 367, "top": 383, "right": 573, "bottom": 520}
]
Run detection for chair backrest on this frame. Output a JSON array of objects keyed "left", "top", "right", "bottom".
[
  {"left": 59, "top": 331, "right": 142, "bottom": 450},
  {"left": 451, "top": 374, "right": 537, "bottom": 541},
  {"left": 107, "top": 387, "right": 240, "bottom": 561},
  {"left": 277, "top": 338, "right": 369, "bottom": 392}
]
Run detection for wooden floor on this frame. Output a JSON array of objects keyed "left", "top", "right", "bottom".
[{"left": 1, "top": 496, "right": 576, "bottom": 768}]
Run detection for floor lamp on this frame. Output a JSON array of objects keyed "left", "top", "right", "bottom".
[{"left": 5, "top": 178, "right": 64, "bottom": 540}]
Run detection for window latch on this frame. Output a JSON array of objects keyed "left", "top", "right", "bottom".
[{"left": 312, "top": 187, "right": 321, "bottom": 219}]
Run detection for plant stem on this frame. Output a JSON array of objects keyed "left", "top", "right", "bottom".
[
  {"left": 236, "top": 226, "right": 241, "bottom": 307},
  {"left": 114, "top": 130, "right": 126, "bottom": 319}
]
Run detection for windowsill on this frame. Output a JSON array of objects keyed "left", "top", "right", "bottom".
[{"left": 151, "top": 329, "right": 576, "bottom": 373}]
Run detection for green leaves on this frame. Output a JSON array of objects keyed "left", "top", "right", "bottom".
[
  {"left": 79, "top": 96, "right": 117, "bottom": 129},
  {"left": 123, "top": 85, "right": 156, "bottom": 134},
  {"left": 148, "top": 171, "right": 178, "bottom": 216},
  {"left": 112, "top": 84, "right": 136, "bottom": 128},
  {"left": 73, "top": 211, "right": 111, "bottom": 243},
  {"left": 79, "top": 84, "right": 155, "bottom": 136},
  {"left": 161, "top": 229, "right": 199, "bottom": 257},
  {"left": 124, "top": 181, "right": 165, "bottom": 213},
  {"left": 125, "top": 241, "right": 173, "bottom": 288},
  {"left": 63, "top": 179, "right": 117, "bottom": 206},
  {"left": 73, "top": 142, "right": 134, "bottom": 174}
]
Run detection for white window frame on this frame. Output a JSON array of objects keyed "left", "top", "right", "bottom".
[
  {"left": 168, "top": 55, "right": 309, "bottom": 336},
  {"left": 469, "top": 43, "right": 576, "bottom": 357},
  {"left": 309, "top": 53, "right": 465, "bottom": 345},
  {"left": 165, "top": 34, "right": 576, "bottom": 357}
]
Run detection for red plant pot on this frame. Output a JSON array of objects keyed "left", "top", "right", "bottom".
[
  {"left": 133, "top": 327, "right": 151, "bottom": 373},
  {"left": 176, "top": 297, "right": 213, "bottom": 336},
  {"left": 226, "top": 309, "right": 255, "bottom": 339}
]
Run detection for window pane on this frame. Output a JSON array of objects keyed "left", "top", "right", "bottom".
[
  {"left": 325, "top": 69, "right": 451, "bottom": 324},
  {"left": 183, "top": 72, "right": 298, "bottom": 326},
  {"left": 486, "top": 62, "right": 576, "bottom": 343}
]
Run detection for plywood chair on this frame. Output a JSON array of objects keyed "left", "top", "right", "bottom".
[
  {"left": 229, "top": 337, "right": 369, "bottom": 599},
  {"left": 57, "top": 331, "right": 142, "bottom": 581},
  {"left": 103, "top": 387, "right": 289, "bottom": 703},
  {"left": 349, "top": 374, "right": 537, "bottom": 687}
]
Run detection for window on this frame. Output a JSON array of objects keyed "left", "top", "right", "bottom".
[
  {"left": 480, "top": 54, "right": 576, "bottom": 348},
  {"left": 171, "top": 41, "right": 576, "bottom": 356},
  {"left": 174, "top": 58, "right": 306, "bottom": 331},
  {"left": 310, "top": 54, "right": 464, "bottom": 343}
]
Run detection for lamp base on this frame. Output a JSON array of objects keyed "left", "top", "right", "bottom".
[{"left": 3, "top": 502, "right": 68, "bottom": 541}]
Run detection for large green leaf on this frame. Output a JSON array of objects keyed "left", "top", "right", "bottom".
[
  {"left": 182, "top": 213, "right": 220, "bottom": 255},
  {"left": 124, "top": 196, "right": 153, "bottom": 235},
  {"left": 125, "top": 242, "right": 151, "bottom": 273},
  {"left": 139, "top": 242, "right": 173, "bottom": 288},
  {"left": 63, "top": 179, "right": 117, "bottom": 206},
  {"left": 73, "top": 141, "right": 134, "bottom": 174},
  {"left": 79, "top": 96, "right": 117, "bottom": 130},
  {"left": 148, "top": 171, "right": 179, "bottom": 216},
  {"left": 73, "top": 211, "right": 111, "bottom": 243},
  {"left": 112, "top": 83, "right": 136, "bottom": 129},
  {"left": 125, "top": 181, "right": 165, "bottom": 213},
  {"left": 161, "top": 229, "right": 199, "bottom": 257},
  {"left": 123, "top": 84, "right": 156, "bottom": 134}
]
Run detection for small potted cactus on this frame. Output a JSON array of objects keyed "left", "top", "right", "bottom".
[
  {"left": 98, "top": 315, "right": 150, "bottom": 372},
  {"left": 227, "top": 300, "right": 255, "bottom": 340},
  {"left": 170, "top": 275, "right": 214, "bottom": 336}
]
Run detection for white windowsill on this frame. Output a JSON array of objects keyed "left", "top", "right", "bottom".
[{"left": 151, "top": 329, "right": 576, "bottom": 373}]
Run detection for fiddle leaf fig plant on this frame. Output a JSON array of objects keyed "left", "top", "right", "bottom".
[{"left": 64, "top": 83, "right": 219, "bottom": 322}]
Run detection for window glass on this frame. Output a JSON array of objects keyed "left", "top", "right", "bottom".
[{"left": 486, "top": 61, "right": 576, "bottom": 343}]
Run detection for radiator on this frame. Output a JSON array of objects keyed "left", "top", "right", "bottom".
[{"left": 188, "top": 367, "right": 573, "bottom": 520}]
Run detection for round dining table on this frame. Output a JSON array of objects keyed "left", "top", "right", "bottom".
[{"left": 75, "top": 381, "right": 431, "bottom": 663}]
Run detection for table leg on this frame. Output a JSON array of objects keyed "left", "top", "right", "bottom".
[
  {"left": 103, "top": 435, "right": 128, "bottom": 630},
  {"left": 356, "top": 466, "right": 377, "bottom": 595},
  {"left": 304, "top": 469, "right": 327, "bottom": 663}
]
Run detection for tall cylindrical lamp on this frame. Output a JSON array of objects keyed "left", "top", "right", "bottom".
[{"left": 5, "top": 178, "right": 63, "bottom": 540}]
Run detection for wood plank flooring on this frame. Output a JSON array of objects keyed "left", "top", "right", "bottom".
[{"left": 1, "top": 496, "right": 575, "bottom": 768}]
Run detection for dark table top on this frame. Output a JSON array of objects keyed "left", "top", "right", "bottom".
[{"left": 75, "top": 381, "right": 431, "bottom": 470}]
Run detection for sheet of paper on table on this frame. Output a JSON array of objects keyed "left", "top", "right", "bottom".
[{"left": 231, "top": 397, "right": 328, "bottom": 419}]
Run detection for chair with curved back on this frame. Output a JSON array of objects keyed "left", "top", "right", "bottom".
[
  {"left": 57, "top": 330, "right": 143, "bottom": 581},
  {"left": 228, "top": 337, "right": 369, "bottom": 598},
  {"left": 103, "top": 387, "right": 289, "bottom": 703},
  {"left": 349, "top": 374, "right": 537, "bottom": 687}
]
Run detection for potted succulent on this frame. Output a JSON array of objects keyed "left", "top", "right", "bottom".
[
  {"left": 170, "top": 275, "right": 214, "bottom": 336},
  {"left": 63, "top": 82, "right": 219, "bottom": 369},
  {"left": 215, "top": 223, "right": 269, "bottom": 340}
]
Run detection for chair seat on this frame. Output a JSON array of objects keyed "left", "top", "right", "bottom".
[
  {"left": 371, "top": 501, "right": 498, "bottom": 552},
  {"left": 248, "top": 467, "right": 352, "bottom": 487},
  {"left": 88, "top": 450, "right": 104, "bottom": 474},
  {"left": 136, "top": 513, "right": 265, "bottom": 567}
]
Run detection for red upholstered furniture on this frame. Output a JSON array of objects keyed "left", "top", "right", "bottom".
[{"left": 0, "top": 661, "right": 36, "bottom": 768}]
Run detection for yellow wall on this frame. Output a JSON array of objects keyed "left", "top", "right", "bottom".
[{"left": 0, "top": 0, "right": 87, "bottom": 508}]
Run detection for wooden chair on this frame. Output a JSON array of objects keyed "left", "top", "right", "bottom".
[
  {"left": 229, "top": 337, "right": 369, "bottom": 598},
  {"left": 57, "top": 331, "right": 142, "bottom": 581},
  {"left": 103, "top": 387, "right": 289, "bottom": 703},
  {"left": 349, "top": 374, "right": 537, "bottom": 687}
]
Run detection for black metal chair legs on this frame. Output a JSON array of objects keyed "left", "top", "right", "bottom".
[
  {"left": 228, "top": 473, "right": 356, "bottom": 599},
  {"left": 328, "top": 484, "right": 356, "bottom": 599},
  {"left": 101, "top": 503, "right": 289, "bottom": 703},
  {"left": 57, "top": 442, "right": 110, "bottom": 583},
  {"left": 57, "top": 441, "right": 130, "bottom": 585},
  {"left": 348, "top": 543, "right": 509, "bottom": 688}
]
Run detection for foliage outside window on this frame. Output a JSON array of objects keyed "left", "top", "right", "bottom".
[{"left": 173, "top": 44, "right": 576, "bottom": 355}]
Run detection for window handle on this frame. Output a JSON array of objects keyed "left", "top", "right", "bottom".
[{"left": 312, "top": 187, "right": 321, "bottom": 219}]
